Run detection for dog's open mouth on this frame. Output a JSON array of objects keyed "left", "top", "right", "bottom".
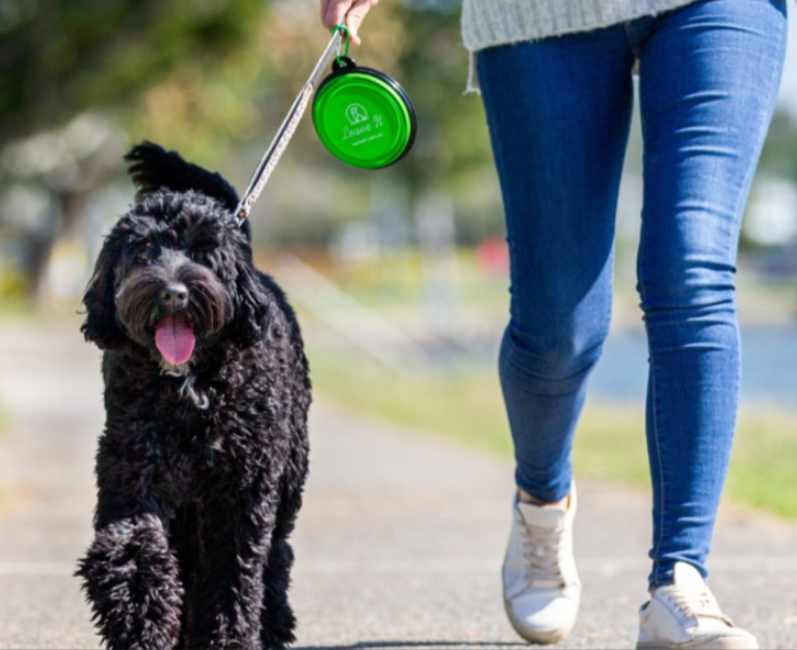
[{"left": 155, "top": 314, "right": 195, "bottom": 366}]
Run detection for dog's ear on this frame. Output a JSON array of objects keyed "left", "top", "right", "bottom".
[
  {"left": 229, "top": 245, "right": 269, "bottom": 349},
  {"left": 125, "top": 142, "right": 239, "bottom": 211},
  {"left": 81, "top": 235, "right": 126, "bottom": 350}
]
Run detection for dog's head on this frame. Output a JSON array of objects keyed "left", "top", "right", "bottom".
[{"left": 81, "top": 142, "right": 266, "bottom": 369}]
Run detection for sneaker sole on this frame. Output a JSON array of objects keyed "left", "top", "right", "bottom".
[
  {"left": 636, "top": 636, "right": 759, "bottom": 650},
  {"left": 503, "top": 598, "right": 577, "bottom": 645}
]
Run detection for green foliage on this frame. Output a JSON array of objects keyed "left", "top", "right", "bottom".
[{"left": 0, "top": 0, "right": 267, "bottom": 148}]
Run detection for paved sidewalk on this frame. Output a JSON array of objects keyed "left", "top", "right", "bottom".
[{"left": 0, "top": 322, "right": 795, "bottom": 649}]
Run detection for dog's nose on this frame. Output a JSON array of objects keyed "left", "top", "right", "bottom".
[{"left": 159, "top": 283, "right": 189, "bottom": 310}]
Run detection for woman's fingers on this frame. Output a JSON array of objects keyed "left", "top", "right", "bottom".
[
  {"left": 344, "top": 0, "right": 378, "bottom": 46},
  {"left": 321, "top": 0, "right": 350, "bottom": 31},
  {"left": 319, "top": 0, "right": 378, "bottom": 46}
]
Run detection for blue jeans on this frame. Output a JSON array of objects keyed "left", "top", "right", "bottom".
[{"left": 477, "top": 0, "right": 787, "bottom": 588}]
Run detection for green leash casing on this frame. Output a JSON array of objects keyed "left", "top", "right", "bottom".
[{"left": 313, "top": 56, "right": 416, "bottom": 169}]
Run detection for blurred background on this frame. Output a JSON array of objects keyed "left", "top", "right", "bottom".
[{"left": 1, "top": 0, "right": 796, "bottom": 520}]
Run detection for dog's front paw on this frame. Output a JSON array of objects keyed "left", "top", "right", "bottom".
[{"left": 77, "top": 515, "right": 183, "bottom": 650}]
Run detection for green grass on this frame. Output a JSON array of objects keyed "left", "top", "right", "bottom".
[
  {"left": 725, "top": 410, "right": 797, "bottom": 518},
  {"left": 308, "top": 346, "right": 797, "bottom": 520},
  {"left": 0, "top": 295, "right": 39, "bottom": 318}
]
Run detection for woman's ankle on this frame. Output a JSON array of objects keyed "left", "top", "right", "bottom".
[{"left": 518, "top": 488, "right": 569, "bottom": 509}]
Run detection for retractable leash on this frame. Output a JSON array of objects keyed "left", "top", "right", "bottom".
[{"left": 234, "top": 25, "right": 416, "bottom": 227}]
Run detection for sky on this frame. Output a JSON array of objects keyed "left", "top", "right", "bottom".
[{"left": 778, "top": 10, "right": 797, "bottom": 116}]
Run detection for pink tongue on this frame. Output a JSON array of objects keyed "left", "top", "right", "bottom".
[{"left": 155, "top": 315, "right": 195, "bottom": 365}]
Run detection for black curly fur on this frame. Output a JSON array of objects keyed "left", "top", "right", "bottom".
[
  {"left": 125, "top": 142, "right": 239, "bottom": 210},
  {"left": 77, "top": 143, "right": 311, "bottom": 650}
]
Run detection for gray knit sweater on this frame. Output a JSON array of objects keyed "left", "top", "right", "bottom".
[
  {"left": 462, "top": 0, "right": 702, "bottom": 90},
  {"left": 462, "top": 0, "right": 702, "bottom": 51}
]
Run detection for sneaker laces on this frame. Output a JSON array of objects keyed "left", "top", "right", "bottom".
[
  {"left": 664, "top": 587, "right": 735, "bottom": 628},
  {"left": 520, "top": 523, "right": 564, "bottom": 586}
]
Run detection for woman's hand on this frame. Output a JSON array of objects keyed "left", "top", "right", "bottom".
[{"left": 320, "top": 0, "right": 379, "bottom": 46}]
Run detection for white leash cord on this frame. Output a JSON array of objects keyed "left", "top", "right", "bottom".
[{"left": 234, "top": 29, "right": 344, "bottom": 225}]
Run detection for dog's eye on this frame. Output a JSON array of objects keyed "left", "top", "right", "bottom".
[{"left": 135, "top": 250, "right": 153, "bottom": 264}]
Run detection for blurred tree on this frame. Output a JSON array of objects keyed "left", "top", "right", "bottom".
[{"left": 0, "top": 0, "right": 268, "bottom": 149}]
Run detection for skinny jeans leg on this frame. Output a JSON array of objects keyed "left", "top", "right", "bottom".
[
  {"left": 634, "top": 0, "right": 787, "bottom": 588},
  {"left": 478, "top": 29, "right": 636, "bottom": 504}
]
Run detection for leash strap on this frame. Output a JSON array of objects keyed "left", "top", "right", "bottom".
[{"left": 234, "top": 27, "right": 347, "bottom": 225}]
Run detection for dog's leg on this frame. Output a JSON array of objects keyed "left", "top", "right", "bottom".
[
  {"left": 77, "top": 512, "right": 183, "bottom": 650},
  {"left": 260, "top": 473, "right": 307, "bottom": 648},
  {"left": 184, "top": 490, "right": 276, "bottom": 650},
  {"left": 170, "top": 504, "right": 200, "bottom": 650},
  {"left": 260, "top": 533, "right": 296, "bottom": 650},
  {"left": 260, "top": 421, "right": 309, "bottom": 649}
]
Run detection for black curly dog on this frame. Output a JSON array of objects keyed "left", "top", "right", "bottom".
[{"left": 77, "top": 142, "right": 311, "bottom": 650}]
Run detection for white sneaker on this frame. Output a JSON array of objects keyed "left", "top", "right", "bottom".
[
  {"left": 637, "top": 562, "right": 759, "bottom": 649},
  {"left": 501, "top": 484, "right": 580, "bottom": 644}
]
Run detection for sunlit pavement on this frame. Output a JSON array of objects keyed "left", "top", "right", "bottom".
[{"left": 0, "top": 321, "right": 795, "bottom": 649}]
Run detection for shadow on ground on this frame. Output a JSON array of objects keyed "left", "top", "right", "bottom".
[{"left": 295, "top": 643, "right": 527, "bottom": 650}]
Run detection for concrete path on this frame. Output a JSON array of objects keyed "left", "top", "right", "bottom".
[{"left": 0, "top": 321, "right": 795, "bottom": 649}]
